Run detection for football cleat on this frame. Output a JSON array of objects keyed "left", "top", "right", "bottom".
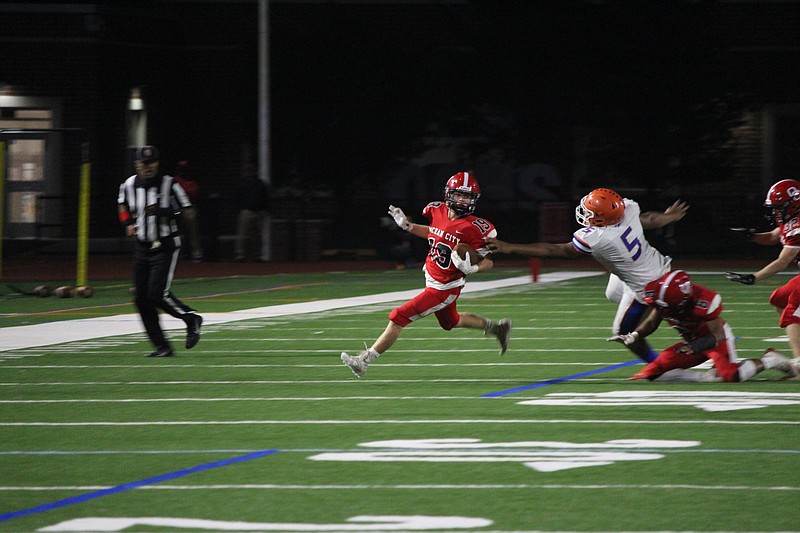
[
  {"left": 341, "top": 351, "right": 369, "bottom": 378},
  {"left": 761, "top": 348, "right": 797, "bottom": 377},
  {"left": 185, "top": 314, "right": 203, "bottom": 349},
  {"left": 790, "top": 357, "right": 800, "bottom": 377},
  {"left": 493, "top": 319, "right": 512, "bottom": 355},
  {"left": 628, "top": 368, "right": 652, "bottom": 380}
]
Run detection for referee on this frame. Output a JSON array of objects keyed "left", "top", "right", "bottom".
[{"left": 118, "top": 145, "right": 203, "bottom": 357}]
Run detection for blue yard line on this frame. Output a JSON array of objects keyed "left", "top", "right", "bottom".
[
  {"left": 0, "top": 449, "right": 279, "bottom": 523},
  {"left": 482, "top": 360, "right": 642, "bottom": 397}
]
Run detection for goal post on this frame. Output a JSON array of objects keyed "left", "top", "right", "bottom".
[{"left": 76, "top": 142, "right": 91, "bottom": 288}]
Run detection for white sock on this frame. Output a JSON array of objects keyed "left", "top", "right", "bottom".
[
  {"left": 760, "top": 353, "right": 782, "bottom": 369},
  {"left": 364, "top": 348, "right": 380, "bottom": 362},
  {"left": 738, "top": 359, "right": 758, "bottom": 381}
]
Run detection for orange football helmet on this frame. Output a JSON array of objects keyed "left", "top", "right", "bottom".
[{"left": 575, "top": 188, "right": 625, "bottom": 227}]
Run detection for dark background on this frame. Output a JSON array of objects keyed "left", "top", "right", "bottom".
[{"left": 1, "top": 0, "right": 799, "bottom": 260}]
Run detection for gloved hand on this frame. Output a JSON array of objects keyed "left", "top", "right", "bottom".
[
  {"left": 606, "top": 331, "right": 640, "bottom": 346},
  {"left": 388, "top": 205, "right": 411, "bottom": 231},
  {"left": 451, "top": 250, "right": 479, "bottom": 275},
  {"left": 730, "top": 227, "right": 756, "bottom": 240},
  {"left": 724, "top": 271, "right": 756, "bottom": 285}
]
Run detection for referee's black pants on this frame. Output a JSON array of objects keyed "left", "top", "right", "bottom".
[{"left": 133, "top": 239, "right": 196, "bottom": 350}]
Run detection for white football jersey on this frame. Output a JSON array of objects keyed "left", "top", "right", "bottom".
[{"left": 571, "top": 199, "right": 671, "bottom": 297}]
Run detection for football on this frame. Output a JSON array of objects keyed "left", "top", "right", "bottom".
[
  {"left": 454, "top": 242, "right": 479, "bottom": 264},
  {"left": 34, "top": 285, "right": 52, "bottom": 297},
  {"left": 75, "top": 285, "right": 93, "bottom": 298},
  {"left": 54, "top": 285, "right": 74, "bottom": 298}
]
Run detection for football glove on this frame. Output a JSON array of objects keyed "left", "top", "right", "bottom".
[
  {"left": 730, "top": 227, "right": 756, "bottom": 240},
  {"left": 724, "top": 271, "right": 756, "bottom": 285},
  {"left": 606, "top": 331, "right": 639, "bottom": 346},
  {"left": 451, "top": 250, "right": 479, "bottom": 275},
  {"left": 388, "top": 205, "right": 411, "bottom": 231}
]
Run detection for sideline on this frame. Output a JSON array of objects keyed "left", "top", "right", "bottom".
[{"left": 0, "top": 271, "right": 601, "bottom": 352}]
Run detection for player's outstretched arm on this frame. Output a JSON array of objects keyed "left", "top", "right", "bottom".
[
  {"left": 729, "top": 226, "right": 781, "bottom": 246},
  {"left": 640, "top": 200, "right": 689, "bottom": 229},
  {"left": 726, "top": 246, "right": 800, "bottom": 284},
  {"left": 484, "top": 238, "right": 578, "bottom": 258},
  {"left": 388, "top": 204, "right": 429, "bottom": 238}
]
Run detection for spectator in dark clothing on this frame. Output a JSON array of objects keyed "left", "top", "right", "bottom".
[
  {"left": 173, "top": 160, "right": 203, "bottom": 261},
  {"left": 233, "top": 167, "right": 270, "bottom": 262}
]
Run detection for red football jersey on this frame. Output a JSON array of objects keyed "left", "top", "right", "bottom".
[
  {"left": 421, "top": 201, "right": 497, "bottom": 289},
  {"left": 780, "top": 217, "right": 800, "bottom": 247},
  {"left": 657, "top": 285, "right": 723, "bottom": 342}
]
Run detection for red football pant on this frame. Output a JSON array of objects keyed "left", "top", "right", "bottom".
[
  {"left": 769, "top": 274, "right": 800, "bottom": 327},
  {"left": 639, "top": 340, "right": 740, "bottom": 382},
  {"left": 389, "top": 286, "right": 462, "bottom": 330}
]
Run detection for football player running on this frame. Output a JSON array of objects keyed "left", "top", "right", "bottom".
[
  {"left": 340, "top": 172, "right": 512, "bottom": 378},
  {"left": 726, "top": 178, "right": 800, "bottom": 366},
  {"left": 486, "top": 188, "right": 689, "bottom": 362},
  {"left": 608, "top": 270, "right": 797, "bottom": 381}
]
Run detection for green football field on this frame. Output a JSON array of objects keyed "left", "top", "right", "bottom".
[{"left": 1, "top": 267, "right": 798, "bottom": 532}]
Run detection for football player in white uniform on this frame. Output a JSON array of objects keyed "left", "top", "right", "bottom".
[{"left": 486, "top": 188, "right": 689, "bottom": 362}]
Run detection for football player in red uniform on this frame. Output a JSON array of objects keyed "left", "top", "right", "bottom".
[
  {"left": 340, "top": 172, "right": 512, "bottom": 378},
  {"left": 608, "top": 270, "right": 797, "bottom": 381},
  {"left": 726, "top": 179, "right": 800, "bottom": 365}
]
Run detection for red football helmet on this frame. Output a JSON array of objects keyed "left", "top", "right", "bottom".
[
  {"left": 764, "top": 179, "right": 800, "bottom": 224},
  {"left": 643, "top": 270, "right": 694, "bottom": 310},
  {"left": 575, "top": 188, "right": 625, "bottom": 227},
  {"left": 444, "top": 171, "right": 481, "bottom": 216}
]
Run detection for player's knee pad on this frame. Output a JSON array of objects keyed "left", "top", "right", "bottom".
[
  {"left": 769, "top": 288, "right": 788, "bottom": 309},
  {"left": 778, "top": 306, "right": 800, "bottom": 328},
  {"left": 435, "top": 312, "right": 458, "bottom": 331},
  {"left": 388, "top": 308, "right": 412, "bottom": 327}
]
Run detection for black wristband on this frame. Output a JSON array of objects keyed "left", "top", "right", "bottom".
[{"left": 687, "top": 334, "right": 717, "bottom": 354}]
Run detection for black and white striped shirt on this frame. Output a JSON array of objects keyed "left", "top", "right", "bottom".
[{"left": 118, "top": 174, "right": 192, "bottom": 245}]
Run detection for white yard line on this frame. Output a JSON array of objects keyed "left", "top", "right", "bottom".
[
  {"left": 2, "top": 419, "right": 798, "bottom": 426},
  {"left": 0, "top": 271, "right": 599, "bottom": 352}
]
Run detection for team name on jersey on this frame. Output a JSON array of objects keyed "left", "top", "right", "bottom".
[{"left": 429, "top": 225, "right": 460, "bottom": 244}]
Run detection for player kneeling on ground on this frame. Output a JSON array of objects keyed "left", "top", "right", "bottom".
[
  {"left": 607, "top": 270, "right": 798, "bottom": 382},
  {"left": 340, "top": 172, "right": 512, "bottom": 378}
]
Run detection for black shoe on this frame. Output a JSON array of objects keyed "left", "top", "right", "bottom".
[
  {"left": 186, "top": 314, "right": 203, "bottom": 349},
  {"left": 146, "top": 346, "right": 174, "bottom": 357}
]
